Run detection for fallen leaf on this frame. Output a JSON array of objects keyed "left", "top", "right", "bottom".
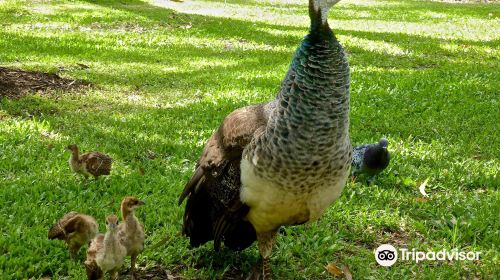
[
  {"left": 415, "top": 197, "right": 429, "bottom": 202},
  {"left": 325, "top": 262, "right": 344, "bottom": 278},
  {"left": 139, "top": 167, "right": 145, "bottom": 176},
  {"left": 418, "top": 178, "right": 429, "bottom": 197}
]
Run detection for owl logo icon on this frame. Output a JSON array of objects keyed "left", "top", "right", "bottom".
[{"left": 375, "top": 244, "right": 398, "bottom": 266}]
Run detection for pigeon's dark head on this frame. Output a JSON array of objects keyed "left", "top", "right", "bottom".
[
  {"left": 363, "top": 138, "right": 390, "bottom": 174},
  {"left": 378, "top": 138, "right": 389, "bottom": 149}
]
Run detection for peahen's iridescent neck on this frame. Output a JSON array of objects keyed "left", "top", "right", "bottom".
[
  {"left": 264, "top": 31, "right": 350, "bottom": 149},
  {"left": 244, "top": 0, "right": 350, "bottom": 183},
  {"left": 246, "top": 19, "right": 350, "bottom": 181}
]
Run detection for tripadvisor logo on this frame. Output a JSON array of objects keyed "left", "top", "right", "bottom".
[
  {"left": 375, "top": 244, "right": 397, "bottom": 267},
  {"left": 374, "top": 244, "right": 481, "bottom": 267}
]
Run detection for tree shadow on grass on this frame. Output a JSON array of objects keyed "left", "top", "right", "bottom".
[
  {"left": 82, "top": 0, "right": 304, "bottom": 45},
  {"left": 2, "top": 0, "right": 496, "bottom": 96}
]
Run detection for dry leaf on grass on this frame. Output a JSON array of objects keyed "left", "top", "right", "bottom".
[
  {"left": 325, "top": 262, "right": 344, "bottom": 278},
  {"left": 326, "top": 262, "right": 353, "bottom": 279},
  {"left": 418, "top": 178, "right": 430, "bottom": 197},
  {"left": 415, "top": 197, "right": 429, "bottom": 202}
]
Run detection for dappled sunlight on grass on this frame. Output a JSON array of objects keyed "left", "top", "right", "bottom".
[
  {"left": 333, "top": 19, "right": 497, "bottom": 41},
  {"left": 341, "top": 35, "right": 410, "bottom": 56}
]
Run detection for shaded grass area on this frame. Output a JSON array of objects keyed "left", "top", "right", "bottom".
[{"left": 0, "top": 0, "right": 499, "bottom": 279}]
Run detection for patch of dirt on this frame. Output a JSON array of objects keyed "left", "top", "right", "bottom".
[
  {"left": 385, "top": 231, "right": 411, "bottom": 247},
  {"left": 0, "top": 67, "right": 89, "bottom": 99}
]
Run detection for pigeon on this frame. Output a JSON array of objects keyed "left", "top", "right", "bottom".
[{"left": 351, "top": 138, "right": 390, "bottom": 178}]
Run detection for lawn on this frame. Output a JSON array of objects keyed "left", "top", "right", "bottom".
[{"left": 0, "top": 0, "right": 498, "bottom": 279}]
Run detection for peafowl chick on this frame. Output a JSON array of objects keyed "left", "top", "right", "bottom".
[
  {"left": 351, "top": 138, "right": 390, "bottom": 179},
  {"left": 66, "top": 144, "right": 112, "bottom": 179},
  {"left": 117, "top": 196, "right": 145, "bottom": 279},
  {"left": 85, "top": 215, "right": 126, "bottom": 280},
  {"left": 48, "top": 211, "right": 98, "bottom": 260}
]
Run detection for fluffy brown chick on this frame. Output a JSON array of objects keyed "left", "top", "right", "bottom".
[
  {"left": 48, "top": 211, "right": 98, "bottom": 260},
  {"left": 85, "top": 215, "right": 126, "bottom": 280},
  {"left": 117, "top": 196, "right": 145, "bottom": 279},
  {"left": 66, "top": 144, "right": 112, "bottom": 178}
]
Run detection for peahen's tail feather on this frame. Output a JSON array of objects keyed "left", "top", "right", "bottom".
[
  {"left": 182, "top": 187, "right": 256, "bottom": 251},
  {"left": 182, "top": 188, "right": 214, "bottom": 248}
]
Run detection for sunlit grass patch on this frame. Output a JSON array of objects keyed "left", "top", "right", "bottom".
[{"left": 0, "top": 0, "right": 498, "bottom": 279}]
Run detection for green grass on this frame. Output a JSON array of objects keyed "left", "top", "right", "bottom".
[{"left": 0, "top": 0, "right": 499, "bottom": 279}]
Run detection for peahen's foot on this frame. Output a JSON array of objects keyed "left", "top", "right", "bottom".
[{"left": 247, "top": 258, "right": 272, "bottom": 280}]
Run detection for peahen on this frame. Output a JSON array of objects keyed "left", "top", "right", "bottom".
[{"left": 178, "top": 0, "right": 351, "bottom": 278}]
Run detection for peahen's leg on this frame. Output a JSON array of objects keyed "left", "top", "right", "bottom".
[{"left": 247, "top": 230, "right": 278, "bottom": 280}]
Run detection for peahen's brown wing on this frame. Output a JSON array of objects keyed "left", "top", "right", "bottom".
[
  {"left": 82, "top": 152, "right": 112, "bottom": 177},
  {"left": 179, "top": 103, "right": 270, "bottom": 251}
]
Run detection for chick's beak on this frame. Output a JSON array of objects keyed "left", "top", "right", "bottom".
[{"left": 137, "top": 200, "right": 145, "bottom": 206}]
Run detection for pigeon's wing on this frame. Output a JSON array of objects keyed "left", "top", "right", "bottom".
[
  {"left": 351, "top": 144, "right": 369, "bottom": 175},
  {"left": 179, "top": 103, "right": 270, "bottom": 250}
]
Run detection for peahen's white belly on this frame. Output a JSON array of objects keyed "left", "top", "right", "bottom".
[{"left": 239, "top": 157, "right": 348, "bottom": 233}]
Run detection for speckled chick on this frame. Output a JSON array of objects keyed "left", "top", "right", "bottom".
[
  {"left": 179, "top": 0, "right": 350, "bottom": 279},
  {"left": 351, "top": 138, "right": 390, "bottom": 177},
  {"left": 48, "top": 211, "right": 98, "bottom": 260},
  {"left": 66, "top": 144, "right": 112, "bottom": 178},
  {"left": 85, "top": 215, "right": 126, "bottom": 280},
  {"left": 117, "top": 197, "right": 145, "bottom": 280}
]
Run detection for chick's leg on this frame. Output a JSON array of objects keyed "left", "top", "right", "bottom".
[
  {"left": 110, "top": 269, "right": 119, "bottom": 280},
  {"left": 69, "top": 244, "right": 80, "bottom": 260},
  {"left": 130, "top": 253, "right": 138, "bottom": 279}
]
